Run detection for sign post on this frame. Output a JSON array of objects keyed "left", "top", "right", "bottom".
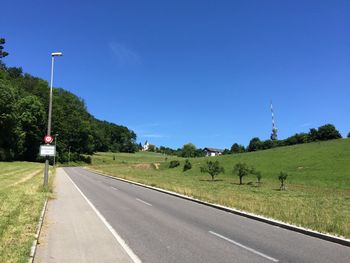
[
  {"left": 40, "top": 145, "right": 56, "bottom": 156},
  {"left": 44, "top": 135, "right": 53, "bottom": 144}
]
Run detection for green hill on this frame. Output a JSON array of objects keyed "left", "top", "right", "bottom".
[{"left": 89, "top": 139, "right": 350, "bottom": 238}]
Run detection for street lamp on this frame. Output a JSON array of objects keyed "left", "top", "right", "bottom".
[
  {"left": 53, "top": 133, "right": 59, "bottom": 166},
  {"left": 44, "top": 52, "right": 63, "bottom": 187}
]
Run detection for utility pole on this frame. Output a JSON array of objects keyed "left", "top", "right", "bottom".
[{"left": 44, "top": 52, "right": 62, "bottom": 187}]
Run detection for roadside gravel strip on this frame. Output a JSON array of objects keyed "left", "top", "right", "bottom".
[{"left": 86, "top": 167, "right": 350, "bottom": 247}]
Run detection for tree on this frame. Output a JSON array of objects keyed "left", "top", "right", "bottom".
[
  {"left": 308, "top": 128, "right": 318, "bottom": 142},
  {"left": 278, "top": 172, "right": 288, "bottom": 190},
  {"left": 230, "top": 143, "right": 245, "bottom": 154},
  {"left": 317, "top": 124, "right": 341, "bottom": 141},
  {"left": 181, "top": 143, "right": 196, "bottom": 158},
  {"left": 148, "top": 144, "right": 156, "bottom": 152},
  {"left": 0, "top": 83, "right": 18, "bottom": 160},
  {"left": 0, "top": 38, "right": 9, "bottom": 59},
  {"left": 247, "top": 137, "right": 263, "bottom": 152},
  {"left": 15, "top": 95, "right": 46, "bottom": 161},
  {"left": 222, "top": 148, "right": 230, "bottom": 155},
  {"left": 200, "top": 160, "right": 224, "bottom": 180},
  {"left": 348, "top": 132, "right": 350, "bottom": 138},
  {"left": 262, "top": 139, "right": 275, "bottom": 150},
  {"left": 233, "top": 162, "right": 251, "bottom": 185},
  {"left": 251, "top": 169, "right": 262, "bottom": 187}
]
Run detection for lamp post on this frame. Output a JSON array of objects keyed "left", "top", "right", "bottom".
[
  {"left": 53, "top": 133, "right": 59, "bottom": 166},
  {"left": 44, "top": 52, "right": 62, "bottom": 187}
]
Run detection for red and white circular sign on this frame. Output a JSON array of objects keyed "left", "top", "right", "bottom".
[{"left": 44, "top": 135, "right": 53, "bottom": 144}]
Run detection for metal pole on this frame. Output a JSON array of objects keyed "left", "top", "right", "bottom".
[
  {"left": 53, "top": 134, "right": 58, "bottom": 166},
  {"left": 68, "top": 146, "right": 71, "bottom": 166},
  {"left": 44, "top": 56, "right": 55, "bottom": 187}
]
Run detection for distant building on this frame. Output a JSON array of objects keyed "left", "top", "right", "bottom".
[
  {"left": 204, "top": 147, "right": 224, "bottom": 157},
  {"left": 142, "top": 141, "right": 150, "bottom": 151}
]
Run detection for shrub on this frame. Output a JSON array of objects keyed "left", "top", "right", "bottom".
[
  {"left": 169, "top": 160, "right": 180, "bottom": 168},
  {"left": 347, "top": 132, "right": 350, "bottom": 138},
  {"left": 183, "top": 159, "right": 192, "bottom": 172}
]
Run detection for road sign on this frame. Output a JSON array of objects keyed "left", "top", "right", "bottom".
[
  {"left": 40, "top": 145, "right": 56, "bottom": 156},
  {"left": 44, "top": 135, "right": 53, "bottom": 144}
]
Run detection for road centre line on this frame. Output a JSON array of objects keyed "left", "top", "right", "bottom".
[
  {"left": 209, "top": 231, "right": 279, "bottom": 262},
  {"left": 136, "top": 198, "right": 152, "bottom": 207},
  {"left": 65, "top": 170, "right": 142, "bottom": 263}
]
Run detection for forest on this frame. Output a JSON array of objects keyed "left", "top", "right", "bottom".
[{"left": 0, "top": 39, "right": 137, "bottom": 162}]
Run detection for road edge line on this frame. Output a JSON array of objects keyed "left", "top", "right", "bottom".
[
  {"left": 85, "top": 167, "right": 350, "bottom": 247},
  {"left": 65, "top": 171, "right": 142, "bottom": 263},
  {"left": 28, "top": 198, "right": 48, "bottom": 263},
  {"left": 209, "top": 231, "right": 279, "bottom": 262}
]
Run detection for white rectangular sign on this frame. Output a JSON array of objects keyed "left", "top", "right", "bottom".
[{"left": 40, "top": 145, "right": 56, "bottom": 156}]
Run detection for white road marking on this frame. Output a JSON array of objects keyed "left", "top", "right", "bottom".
[
  {"left": 209, "top": 231, "right": 279, "bottom": 262},
  {"left": 110, "top": 186, "right": 119, "bottom": 191},
  {"left": 136, "top": 198, "right": 152, "bottom": 207},
  {"left": 66, "top": 171, "right": 142, "bottom": 263}
]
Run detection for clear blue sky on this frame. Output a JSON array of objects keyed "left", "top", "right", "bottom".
[{"left": 2, "top": 0, "right": 349, "bottom": 149}]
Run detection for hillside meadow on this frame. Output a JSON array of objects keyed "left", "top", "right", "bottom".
[
  {"left": 88, "top": 139, "right": 350, "bottom": 238},
  {"left": 0, "top": 162, "right": 53, "bottom": 263}
]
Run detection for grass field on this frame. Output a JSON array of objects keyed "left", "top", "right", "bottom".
[
  {"left": 89, "top": 139, "right": 350, "bottom": 238},
  {"left": 0, "top": 162, "right": 53, "bottom": 263}
]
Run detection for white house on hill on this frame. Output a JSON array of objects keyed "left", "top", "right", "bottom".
[
  {"left": 204, "top": 147, "right": 224, "bottom": 157},
  {"left": 142, "top": 141, "right": 150, "bottom": 151}
]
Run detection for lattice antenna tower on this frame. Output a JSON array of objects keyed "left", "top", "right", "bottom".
[{"left": 270, "top": 101, "right": 278, "bottom": 140}]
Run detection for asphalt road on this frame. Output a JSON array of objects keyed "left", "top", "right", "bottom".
[{"left": 64, "top": 167, "right": 349, "bottom": 263}]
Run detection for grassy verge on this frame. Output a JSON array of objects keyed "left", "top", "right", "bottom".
[
  {"left": 88, "top": 139, "right": 350, "bottom": 238},
  {"left": 0, "top": 162, "right": 54, "bottom": 263}
]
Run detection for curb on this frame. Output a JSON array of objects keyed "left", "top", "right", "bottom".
[
  {"left": 28, "top": 198, "right": 48, "bottom": 263},
  {"left": 85, "top": 168, "right": 350, "bottom": 247}
]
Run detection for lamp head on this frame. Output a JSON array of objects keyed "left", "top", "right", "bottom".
[{"left": 51, "top": 52, "right": 63, "bottom": 57}]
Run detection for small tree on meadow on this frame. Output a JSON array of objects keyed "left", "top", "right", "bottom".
[
  {"left": 233, "top": 162, "right": 251, "bottom": 185},
  {"left": 183, "top": 159, "right": 192, "bottom": 172},
  {"left": 252, "top": 169, "right": 262, "bottom": 187},
  {"left": 278, "top": 172, "right": 288, "bottom": 190},
  {"left": 200, "top": 160, "right": 224, "bottom": 181},
  {"left": 347, "top": 132, "right": 350, "bottom": 138}
]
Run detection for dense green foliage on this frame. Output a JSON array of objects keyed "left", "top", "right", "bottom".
[
  {"left": 0, "top": 38, "right": 9, "bottom": 60},
  {"left": 230, "top": 143, "right": 245, "bottom": 154},
  {"left": 0, "top": 60, "right": 137, "bottom": 162}
]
